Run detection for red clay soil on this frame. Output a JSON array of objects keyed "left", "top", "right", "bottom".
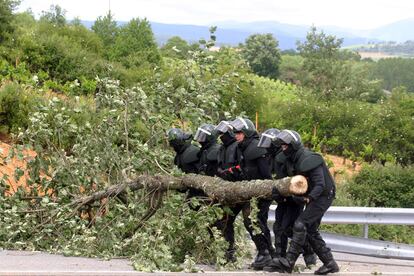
[
  {"left": 325, "top": 154, "right": 361, "bottom": 183},
  {"left": 0, "top": 140, "right": 38, "bottom": 195}
]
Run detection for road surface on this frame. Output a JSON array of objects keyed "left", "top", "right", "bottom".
[{"left": 1, "top": 250, "right": 414, "bottom": 275}]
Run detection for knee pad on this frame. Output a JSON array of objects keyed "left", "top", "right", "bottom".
[{"left": 293, "top": 220, "right": 306, "bottom": 234}]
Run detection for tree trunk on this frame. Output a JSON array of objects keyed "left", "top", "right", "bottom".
[{"left": 72, "top": 174, "right": 307, "bottom": 207}]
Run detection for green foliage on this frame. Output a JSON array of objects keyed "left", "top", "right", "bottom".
[
  {"left": 0, "top": 39, "right": 247, "bottom": 269},
  {"left": 0, "top": 0, "right": 19, "bottom": 42},
  {"left": 11, "top": 19, "right": 105, "bottom": 83},
  {"left": 369, "top": 57, "right": 414, "bottom": 92},
  {"left": 297, "top": 26, "right": 383, "bottom": 102},
  {"left": 297, "top": 26, "right": 344, "bottom": 98},
  {"left": 248, "top": 74, "right": 298, "bottom": 130},
  {"left": 241, "top": 33, "right": 281, "bottom": 79},
  {"left": 111, "top": 18, "right": 160, "bottom": 68},
  {"left": 40, "top": 4, "right": 66, "bottom": 27},
  {"left": 0, "top": 83, "right": 41, "bottom": 133},
  {"left": 161, "top": 36, "right": 197, "bottom": 60},
  {"left": 278, "top": 54, "right": 305, "bottom": 84},
  {"left": 348, "top": 163, "right": 414, "bottom": 207},
  {"left": 92, "top": 11, "right": 118, "bottom": 58},
  {"left": 260, "top": 87, "right": 414, "bottom": 164}
]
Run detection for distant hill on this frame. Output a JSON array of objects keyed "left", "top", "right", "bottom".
[
  {"left": 81, "top": 17, "right": 414, "bottom": 50},
  {"left": 366, "top": 18, "right": 414, "bottom": 42}
]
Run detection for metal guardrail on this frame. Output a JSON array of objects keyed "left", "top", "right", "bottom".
[
  {"left": 268, "top": 205, "right": 414, "bottom": 259},
  {"left": 321, "top": 232, "right": 414, "bottom": 260},
  {"left": 269, "top": 205, "right": 414, "bottom": 238}
]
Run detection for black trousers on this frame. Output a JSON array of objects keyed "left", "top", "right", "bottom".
[
  {"left": 274, "top": 201, "right": 302, "bottom": 255},
  {"left": 216, "top": 199, "right": 273, "bottom": 255},
  {"left": 291, "top": 194, "right": 334, "bottom": 257}
]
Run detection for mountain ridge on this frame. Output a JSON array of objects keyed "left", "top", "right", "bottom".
[{"left": 81, "top": 17, "right": 414, "bottom": 50}]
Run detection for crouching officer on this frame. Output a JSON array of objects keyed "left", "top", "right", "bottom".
[
  {"left": 264, "top": 130, "right": 339, "bottom": 275},
  {"left": 258, "top": 129, "right": 316, "bottom": 268},
  {"left": 229, "top": 117, "right": 275, "bottom": 270},
  {"left": 167, "top": 128, "right": 200, "bottom": 174}
]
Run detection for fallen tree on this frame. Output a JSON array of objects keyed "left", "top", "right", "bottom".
[
  {"left": 69, "top": 174, "right": 307, "bottom": 236},
  {"left": 72, "top": 174, "right": 307, "bottom": 208}
]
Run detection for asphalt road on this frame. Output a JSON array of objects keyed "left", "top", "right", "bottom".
[{"left": 1, "top": 250, "right": 414, "bottom": 275}]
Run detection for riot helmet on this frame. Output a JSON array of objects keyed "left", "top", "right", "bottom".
[
  {"left": 229, "top": 117, "right": 257, "bottom": 138},
  {"left": 167, "top": 128, "right": 192, "bottom": 142},
  {"left": 276, "top": 129, "right": 302, "bottom": 150},
  {"left": 215, "top": 120, "right": 233, "bottom": 134},
  {"left": 194, "top": 123, "right": 217, "bottom": 143},
  {"left": 167, "top": 128, "right": 193, "bottom": 152},
  {"left": 258, "top": 128, "right": 281, "bottom": 148}
]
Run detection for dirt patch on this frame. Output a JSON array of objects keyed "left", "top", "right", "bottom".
[
  {"left": 324, "top": 154, "right": 361, "bottom": 183},
  {"left": 0, "top": 141, "right": 38, "bottom": 195}
]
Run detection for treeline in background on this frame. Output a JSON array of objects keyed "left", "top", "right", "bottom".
[{"left": 0, "top": 2, "right": 413, "bottom": 270}]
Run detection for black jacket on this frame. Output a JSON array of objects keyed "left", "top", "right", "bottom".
[
  {"left": 198, "top": 142, "right": 221, "bottom": 176},
  {"left": 277, "top": 147, "right": 336, "bottom": 201},
  {"left": 174, "top": 143, "right": 200, "bottom": 174},
  {"left": 237, "top": 136, "right": 272, "bottom": 181}
]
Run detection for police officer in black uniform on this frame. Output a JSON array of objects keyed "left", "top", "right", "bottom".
[
  {"left": 194, "top": 123, "right": 221, "bottom": 177},
  {"left": 229, "top": 117, "right": 275, "bottom": 270},
  {"left": 216, "top": 120, "right": 240, "bottom": 182},
  {"left": 167, "top": 128, "right": 200, "bottom": 174},
  {"left": 258, "top": 129, "right": 317, "bottom": 268},
  {"left": 213, "top": 120, "right": 243, "bottom": 262},
  {"left": 264, "top": 130, "right": 339, "bottom": 275}
]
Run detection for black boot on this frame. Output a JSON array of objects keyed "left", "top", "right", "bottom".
[
  {"left": 304, "top": 253, "right": 317, "bottom": 267},
  {"left": 251, "top": 250, "right": 272, "bottom": 270},
  {"left": 263, "top": 250, "right": 299, "bottom": 273},
  {"left": 314, "top": 251, "right": 339, "bottom": 275},
  {"left": 303, "top": 240, "right": 317, "bottom": 267}
]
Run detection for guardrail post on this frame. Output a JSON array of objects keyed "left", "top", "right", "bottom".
[{"left": 363, "top": 224, "right": 369, "bottom": 238}]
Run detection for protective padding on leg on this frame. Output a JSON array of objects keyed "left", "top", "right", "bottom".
[{"left": 291, "top": 220, "right": 307, "bottom": 247}]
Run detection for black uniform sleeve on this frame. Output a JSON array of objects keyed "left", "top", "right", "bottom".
[
  {"left": 308, "top": 165, "right": 325, "bottom": 200},
  {"left": 257, "top": 155, "right": 272, "bottom": 180}
]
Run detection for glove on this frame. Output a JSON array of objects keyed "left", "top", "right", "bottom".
[
  {"left": 291, "top": 195, "right": 310, "bottom": 205},
  {"left": 198, "top": 164, "right": 207, "bottom": 175},
  {"left": 217, "top": 168, "right": 230, "bottom": 177},
  {"left": 272, "top": 186, "right": 286, "bottom": 203}
]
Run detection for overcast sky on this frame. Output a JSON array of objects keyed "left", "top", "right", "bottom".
[{"left": 18, "top": 0, "right": 414, "bottom": 30}]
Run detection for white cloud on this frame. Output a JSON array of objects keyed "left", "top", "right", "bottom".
[{"left": 18, "top": 0, "right": 414, "bottom": 29}]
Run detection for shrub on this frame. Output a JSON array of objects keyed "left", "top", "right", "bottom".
[
  {"left": 347, "top": 163, "right": 414, "bottom": 207},
  {"left": 0, "top": 83, "right": 41, "bottom": 133}
]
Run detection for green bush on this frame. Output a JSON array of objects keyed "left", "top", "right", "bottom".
[
  {"left": 348, "top": 163, "right": 414, "bottom": 207},
  {"left": 0, "top": 83, "right": 41, "bottom": 133}
]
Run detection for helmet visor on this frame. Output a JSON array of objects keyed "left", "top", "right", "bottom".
[
  {"left": 276, "top": 130, "right": 299, "bottom": 145},
  {"left": 194, "top": 127, "right": 212, "bottom": 142},
  {"left": 215, "top": 121, "right": 233, "bottom": 134},
  {"left": 258, "top": 133, "right": 276, "bottom": 148},
  {"left": 230, "top": 118, "right": 250, "bottom": 132}
]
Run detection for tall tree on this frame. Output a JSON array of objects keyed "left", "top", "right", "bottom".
[
  {"left": 40, "top": 4, "right": 66, "bottom": 27},
  {"left": 0, "top": 0, "right": 20, "bottom": 42},
  {"left": 92, "top": 11, "right": 118, "bottom": 55},
  {"left": 161, "top": 36, "right": 191, "bottom": 59},
  {"left": 111, "top": 18, "right": 160, "bottom": 67},
  {"left": 241, "top": 33, "right": 281, "bottom": 79},
  {"left": 296, "top": 26, "right": 344, "bottom": 98}
]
